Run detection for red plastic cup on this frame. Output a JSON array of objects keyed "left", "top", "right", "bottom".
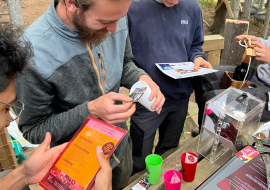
[
  {"left": 164, "top": 170, "right": 182, "bottom": 190},
  {"left": 180, "top": 152, "right": 198, "bottom": 182}
]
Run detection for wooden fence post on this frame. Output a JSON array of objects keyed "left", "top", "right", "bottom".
[
  {"left": 231, "top": 0, "right": 240, "bottom": 20},
  {"left": 220, "top": 19, "right": 249, "bottom": 65},
  {"left": 242, "top": 0, "right": 252, "bottom": 21},
  {"left": 7, "top": 0, "right": 25, "bottom": 40},
  {"left": 262, "top": 0, "right": 270, "bottom": 39}
]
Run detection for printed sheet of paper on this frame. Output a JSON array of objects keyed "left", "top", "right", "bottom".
[
  {"left": 185, "top": 152, "right": 198, "bottom": 164},
  {"left": 132, "top": 177, "right": 152, "bottom": 190},
  {"left": 217, "top": 154, "right": 267, "bottom": 190},
  {"left": 235, "top": 146, "right": 259, "bottom": 163},
  {"left": 155, "top": 62, "right": 218, "bottom": 79},
  {"left": 170, "top": 172, "right": 181, "bottom": 184}
]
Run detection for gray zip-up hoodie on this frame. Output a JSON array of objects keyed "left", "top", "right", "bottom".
[{"left": 15, "top": 0, "right": 147, "bottom": 168}]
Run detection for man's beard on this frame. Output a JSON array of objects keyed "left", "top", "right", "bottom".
[{"left": 73, "top": 12, "right": 109, "bottom": 44}]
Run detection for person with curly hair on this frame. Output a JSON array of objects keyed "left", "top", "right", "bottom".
[{"left": 0, "top": 27, "right": 112, "bottom": 190}]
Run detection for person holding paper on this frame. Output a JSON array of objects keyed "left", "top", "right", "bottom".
[
  {"left": 0, "top": 27, "right": 112, "bottom": 190},
  {"left": 192, "top": 34, "right": 270, "bottom": 135},
  {"left": 15, "top": 0, "right": 165, "bottom": 189},
  {"left": 128, "top": 0, "right": 212, "bottom": 173}
]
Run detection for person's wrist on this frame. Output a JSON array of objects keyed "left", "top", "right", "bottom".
[
  {"left": 20, "top": 165, "right": 30, "bottom": 186},
  {"left": 88, "top": 101, "right": 97, "bottom": 118},
  {"left": 194, "top": 56, "right": 204, "bottom": 63},
  {"left": 139, "top": 74, "right": 150, "bottom": 81}
]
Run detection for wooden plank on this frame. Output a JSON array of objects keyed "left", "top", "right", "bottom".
[
  {"left": 127, "top": 136, "right": 193, "bottom": 186},
  {"left": 211, "top": 0, "right": 215, "bottom": 10},
  {"left": 220, "top": 19, "right": 249, "bottom": 66},
  {"left": 203, "top": 19, "right": 211, "bottom": 27},
  {"left": 202, "top": 35, "right": 224, "bottom": 52},
  {"left": 4, "top": 129, "right": 18, "bottom": 168},
  {"left": 223, "top": 0, "right": 234, "bottom": 18},
  {"left": 215, "top": 1, "right": 224, "bottom": 12},
  {"left": 239, "top": 2, "right": 243, "bottom": 12},
  {"left": 125, "top": 134, "right": 234, "bottom": 189},
  {"left": 181, "top": 149, "right": 232, "bottom": 189},
  {"left": 206, "top": 50, "right": 221, "bottom": 66},
  {"left": 185, "top": 113, "right": 198, "bottom": 131},
  {"left": 0, "top": 129, "right": 17, "bottom": 171},
  {"left": 160, "top": 158, "right": 221, "bottom": 190},
  {"left": 181, "top": 159, "right": 220, "bottom": 189},
  {"left": 124, "top": 136, "right": 203, "bottom": 190}
]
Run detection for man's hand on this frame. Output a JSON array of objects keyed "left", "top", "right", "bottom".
[
  {"left": 90, "top": 146, "right": 112, "bottom": 190},
  {"left": 194, "top": 57, "right": 213, "bottom": 69},
  {"left": 22, "top": 132, "right": 67, "bottom": 185},
  {"left": 235, "top": 35, "right": 260, "bottom": 43},
  {"left": 139, "top": 75, "right": 165, "bottom": 114},
  {"left": 252, "top": 41, "right": 270, "bottom": 63},
  {"left": 88, "top": 92, "right": 136, "bottom": 124}
]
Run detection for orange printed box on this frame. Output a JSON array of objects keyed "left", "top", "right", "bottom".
[{"left": 39, "top": 116, "right": 127, "bottom": 190}]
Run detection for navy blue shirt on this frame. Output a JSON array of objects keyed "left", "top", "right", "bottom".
[{"left": 128, "top": 0, "right": 207, "bottom": 105}]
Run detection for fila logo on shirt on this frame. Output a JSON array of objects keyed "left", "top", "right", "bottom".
[{"left": 181, "top": 20, "right": 188, "bottom": 25}]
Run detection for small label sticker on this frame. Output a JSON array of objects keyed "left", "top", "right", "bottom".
[
  {"left": 132, "top": 177, "right": 151, "bottom": 190},
  {"left": 181, "top": 20, "right": 188, "bottom": 24},
  {"left": 130, "top": 87, "right": 147, "bottom": 102},
  {"left": 185, "top": 153, "right": 198, "bottom": 163},
  {"left": 170, "top": 172, "right": 181, "bottom": 184},
  {"left": 102, "top": 142, "right": 114, "bottom": 155}
]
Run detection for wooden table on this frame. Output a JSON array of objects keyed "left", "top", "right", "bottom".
[{"left": 124, "top": 135, "right": 232, "bottom": 190}]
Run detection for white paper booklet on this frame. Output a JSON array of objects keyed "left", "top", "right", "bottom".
[{"left": 155, "top": 62, "right": 218, "bottom": 79}]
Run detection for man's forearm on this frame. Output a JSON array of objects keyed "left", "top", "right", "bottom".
[
  {"left": 1, "top": 166, "right": 28, "bottom": 190},
  {"left": 21, "top": 101, "right": 91, "bottom": 145},
  {"left": 121, "top": 61, "right": 148, "bottom": 89}
]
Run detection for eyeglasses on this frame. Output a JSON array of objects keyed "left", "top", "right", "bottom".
[{"left": 0, "top": 100, "right": 24, "bottom": 122}]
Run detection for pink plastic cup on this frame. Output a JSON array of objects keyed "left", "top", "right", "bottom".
[{"left": 164, "top": 170, "right": 182, "bottom": 190}]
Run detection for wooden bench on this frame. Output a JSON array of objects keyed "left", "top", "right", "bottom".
[
  {"left": 202, "top": 35, "right": 224, "bottom": 67},
  {"left": 124, "top": 135, "right": 231, "bottom": 190}
]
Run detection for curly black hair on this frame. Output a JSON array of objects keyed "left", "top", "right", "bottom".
[{"left": 0, "top": 26, "right": 33, "bottom": 92}]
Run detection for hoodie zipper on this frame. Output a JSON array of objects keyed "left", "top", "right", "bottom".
[
  {"left": 98, "top": 52, "right": 108, "bottom": 87},
  {"left": 86, "top": 44, "right": 120, "bottom": 164},
  {"left": 86, "top": 43, "right": 105, "bottom": 95}
]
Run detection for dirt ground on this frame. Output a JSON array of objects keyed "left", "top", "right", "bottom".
[
  {"left": 0, "top": 0, "right": 51, "bottom": 28},
  {"left": 202, "top": 5, "right": 270, "bottom": 37}
]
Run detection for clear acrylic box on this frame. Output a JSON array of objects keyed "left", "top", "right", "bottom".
[{"left": 197, "top": 87, "right": 265, "bottom": 166}]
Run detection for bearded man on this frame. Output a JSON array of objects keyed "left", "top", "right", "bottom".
[{"left": 15, "top": 0, "right": 165, "bottom": 189}]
